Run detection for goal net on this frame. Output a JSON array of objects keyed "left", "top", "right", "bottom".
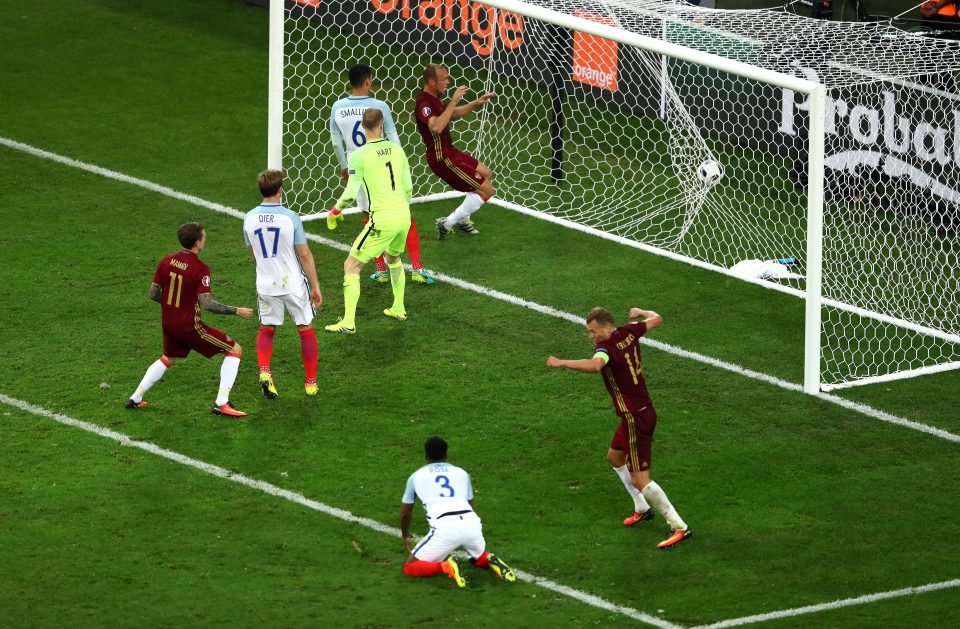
[{"left": 273, "top": 0, "right": 960, "bottom": 391}]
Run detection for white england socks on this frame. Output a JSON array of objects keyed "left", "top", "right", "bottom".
[
  {"left": 442, "top": 192, "right": 485, "bottom": 227},
  {"left": 613, "top": 465, "right": 651, "bottom": 513},
  {"left": 641, "top": 481, "right": 688, "bottom": 531},
  {"left": 215, "top": 355, "right": 241, "bottom": 406},
  {"left": 131, "top": 358, "right": 169, "bottom": 403}
]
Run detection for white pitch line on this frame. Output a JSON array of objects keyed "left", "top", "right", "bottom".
[
  {"left": 691, "top": 578, "right": 960, "bottom": 628},
  {"left": 0, "top": 393, "right": 680, "bottom": 629},
  {"left": 2, "top": 134, "right": 958, "bottom": 448}
]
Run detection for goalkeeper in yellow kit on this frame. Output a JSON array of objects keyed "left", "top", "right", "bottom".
[{"left": 325, "top": 108, "right": 412, "bottom": 334}]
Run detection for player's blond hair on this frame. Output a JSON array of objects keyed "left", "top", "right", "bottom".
[
  {"left": 586, "top": 307, "right": 615, "bottom": 326},
  {"left": 361, "top": 108, "right": 384, "bottom": 132},
  {"left": 423, "top": 64, "right": 446, "bottom": 84},
  {"left": 258, "top": 169, "right": 283, "bottom": 198}
]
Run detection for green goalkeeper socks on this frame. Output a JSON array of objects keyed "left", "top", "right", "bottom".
[
  {"left": 387, "top": 261, "right": 405, "bottom": 312},
  {"left": 342, "top": 273, "right": 360, "bottom": 327}
]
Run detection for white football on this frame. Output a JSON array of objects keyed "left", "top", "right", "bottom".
[{"left": 697, "top": 159, "right": 723, "bottom": 186}]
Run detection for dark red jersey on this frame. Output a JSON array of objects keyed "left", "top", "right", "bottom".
[
  {"left": 414, "top": 90, "right": 456, "bottom": 162},
  {"left": 152, "top": 250, "right": 211, "bottom": 333},
  {"left": 594, "top": 322, "right": 653, "bottom": 415}
]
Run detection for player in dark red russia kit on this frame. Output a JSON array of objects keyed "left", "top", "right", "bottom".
[
  {"left": 548, "top": 307, "right": 692, "bottom": 549},
  {"left": 414, "top": 63, "right": 495, "bottom": 239},
  {"left": 126, "top": 222, "right": 253, "bottom": 417}
]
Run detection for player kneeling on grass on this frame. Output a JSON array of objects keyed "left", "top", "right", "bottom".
[
  {"left": 127, "top": 222, "right": 253, "bottom": 417},
  {"left": 547, "top": 307, "right": 692, "bottom": 549},
  {"left": 400, "top": 437, "right": 516, "bottom": 588},
  {"left": 325, "top": 108, "right": 411, "bottom": 334}
]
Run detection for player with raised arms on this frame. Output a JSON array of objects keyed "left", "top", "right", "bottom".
[
  {"left": 325, "top": 108, "right": 411, "bottom": 334},
  {"left": 548, "top": 307, "right": 692, "bottom": 549},
  {"left": 414, "top": 64, "right": 495, "bottom": 239}
]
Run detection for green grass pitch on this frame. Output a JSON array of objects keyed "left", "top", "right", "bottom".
[{"left": 0, "top": 1, "right": 959, "bottom": 627}]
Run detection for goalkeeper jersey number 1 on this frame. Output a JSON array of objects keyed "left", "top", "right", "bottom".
[{"left": 337, "top": 139, "right": 412, "bottom": 230}]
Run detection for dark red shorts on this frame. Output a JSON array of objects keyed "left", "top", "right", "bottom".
[
  {"left": 428, "top": 149, "right": 485, "bottom": 193},
  {"left": 610, "top": 405, "right": 657, "bottom": 472},
  {"left": 162, "top": 323, "right": 235, "bottom": 359}
]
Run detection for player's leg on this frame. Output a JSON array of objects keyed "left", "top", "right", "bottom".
[
  {"left": 327, "top": 223, "right": 375, "bottom": 333},
  {"left": 625, "top": 407, "right": 690, "bottom": 547},
  {"left": 383, "top": 227, "right": 409, "bottom": 320},
  {"left": 211, "top": 341, "right": 245, "bottom": 417},
  {"left": 608, "top": 435, "right": 653, "bottom": 526},
  {"left": 403, "top": 526, "right": 465, "bottom": 587},
  {"left": 256, "top": 294, "right": 281, "bottom": 399},
  {"left": 406, "top": 218, "right": 433, "bottom": 284},
  {"left": 127, "top": 352, "right": 178, "bottom": 409},
  {"left": 284, "top": 287, "right": 318, "bottom": 396},
  {"left": 358, "top": 192, "right": 388, "bottom": 282},
  {"left": 439, "top": 153, "right": 494, "bottom": 236},
  {"left": 462, "top": 515, "right": 515, "bottom": 582}
]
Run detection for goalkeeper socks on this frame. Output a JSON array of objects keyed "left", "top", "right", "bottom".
[
  {"left": 131, "top": 357, "right": 170, "bottom": 402},
  {"left": 406, "top": 218, "right": 423, "bottom": 270},
  {"left": 298, "top": 328, "right": 318, "bottom": 382},
  {"left": 256, "top": 327, "right": 275, "bottom": 373},
  {"left": 215, "top": 353, "right": 241, "bottom": 406},
  {"left": 613, "top": 465, "right": 652, "bottom": 512},
  {"left": 387, "top": 261, "right": 406, "bottom": 312},
  {"left": 342, "top": 273, "right": 361, "bottom": 327},
  {"left": 403, "top": 560, "right": 444, "bottom": 577},
  {"left": 373, "top": 255, "right": 388, "bottom": 273},
  {"left": 641, "top": 481, "right": 688, "bottom": 531},
  {"left": 445, "top": 192, "right": 485, "bottom": 225}
]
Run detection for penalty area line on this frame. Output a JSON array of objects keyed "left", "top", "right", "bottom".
[
  {"left": 1, "top": 135, "right": 958, "bottom": 449},
  {"left": 0, "top": 392, "right": 679, "bottom": 629}
]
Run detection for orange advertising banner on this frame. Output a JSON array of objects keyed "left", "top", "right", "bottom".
[{"left": 571, "top": 10, "right": 618, "bottom": 92}]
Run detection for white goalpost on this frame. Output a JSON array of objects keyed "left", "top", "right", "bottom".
[{"left": 268, "top": 0, "right": 960, "bottom": 394}]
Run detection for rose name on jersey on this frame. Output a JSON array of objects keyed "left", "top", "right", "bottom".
[
  {"left": 616, "top": 334, "right": 636, "bottom": 350},
  {"left": 170, "top": 259, "right": 189, "bottom": 271}
]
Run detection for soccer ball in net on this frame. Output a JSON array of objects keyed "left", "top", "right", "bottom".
[{"left": 697, "top": 160, "right": 723, "bottom": 187}]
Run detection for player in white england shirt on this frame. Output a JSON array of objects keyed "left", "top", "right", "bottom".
[
  {"left": 400, "top": 436, "right": 515, "bottom": 588},
  {"left": 327, "top": 64, "right": 433, "bottom": 285},
  {"left": 243, "top": 170, "right": 322, "bottom": 398}
]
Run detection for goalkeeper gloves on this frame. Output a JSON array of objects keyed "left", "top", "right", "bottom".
[{"left": 327, "top": 206, "right": 343, "bottom": 231}]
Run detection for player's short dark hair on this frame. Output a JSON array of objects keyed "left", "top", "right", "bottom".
[
  {"left": 424, "top": 436, "right": 448, "bottom": 462},
  {"left": 177, "top": 222, "right": 204, "bottom": 249},
  {"left": 587, "top": 307, "right": 615, "bottom": 326},
  {"left": 423, "top": 64, "right": 446, "bottom": 84},
  {"left": 258, "top": 169, "right": 283, "bottom": 197},
  {"left": 349, "top": 64, "right": 373, "bottom": 88},
  {"left": 361, "top": 108, "right": 384, "bottom": 132}
]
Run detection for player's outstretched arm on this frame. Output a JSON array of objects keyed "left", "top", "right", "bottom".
[
  {"left": 452, "top": 91, "right": 495, "bottom": 120},
  {"left": 198, "top": 293, "right": 252, "bottom": 319},
  {"left": 148, "top": 283, "right": 162, "bottom": 303},
  {"left": 547, "top": 355, "right": 605, "bottom": 372}
]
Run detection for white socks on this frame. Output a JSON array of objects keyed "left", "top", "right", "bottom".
[
  {"left": 613, "top": 465, "right": 651, "bottom": 513},
  {"left": 641, "top": 481, "right": 687, "bottom": 531},
  {"left": 215, "top": 355, "right": 241, "bottom": 406},
  {"left": 443, "top": 192, "right": 485, "bottom": 227},
  {"left": 131, "top": 359, "right": 168, "bottom": 403}
]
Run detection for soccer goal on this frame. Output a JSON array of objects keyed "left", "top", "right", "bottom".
[{"left": 268, "top": 0, "right": 960, "bottom": 393}]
